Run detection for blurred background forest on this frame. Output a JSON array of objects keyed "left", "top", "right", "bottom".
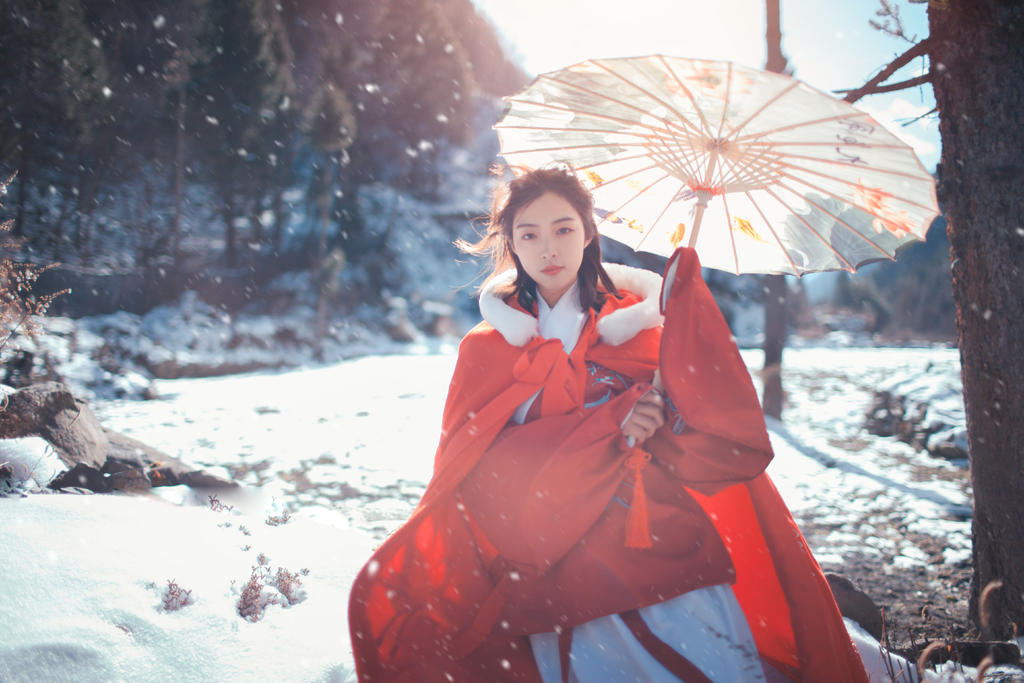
[{"left": 1, "top": 0, "right": 954, "bottom": 388}]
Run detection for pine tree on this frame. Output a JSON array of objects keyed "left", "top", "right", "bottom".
[
  {"left": 189, "top": 0, "right": 295, "bottom": 264},
  {"left": 0, "top": 0, "right": 108, "bottom": 239},
  {"left": 361, "top": 0, "right": 477, "bottom": 195}
]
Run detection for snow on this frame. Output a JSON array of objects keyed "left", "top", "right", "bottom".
[
  {"left": 1, "top": 337, "right": 988, "bottom": 681},
  {"left": 0, "top": 493, "right": 371, "bottom": 682}
]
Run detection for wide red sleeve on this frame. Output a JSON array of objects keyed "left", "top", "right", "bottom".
[
  {"left": 458, "top": 384, "right": 649, "bottom": 574},
  {"left": 649, "top": 247, "right": 774, "bottom": 496},
  {"left": 644, "top": 413, "right": 773, "bottom": 496}
]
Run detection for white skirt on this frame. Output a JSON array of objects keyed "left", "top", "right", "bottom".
[{"left": 529, "top": 584, "right": 769, "bottom": 683}]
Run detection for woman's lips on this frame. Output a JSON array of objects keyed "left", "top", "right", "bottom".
[{"left": 541, "top": 265, "right": 563, "bottom": 276}]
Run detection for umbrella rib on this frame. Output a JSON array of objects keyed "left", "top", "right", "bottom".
[
  {"left": 715, "top": 147, "right": 756, "bottom": 274},
  {"left": 538, "top": 74, "right": 694, "bottom": 139},
  {"left": 577, "top": 151, "right": 660, "bottom": 171},
  {"left": 594, "top": 173, "right": 675, "bottom": 232},
  {"left": 494, "top": 125, "right": 664, "bottom": 139},
  {"left": 773, "top": 154, "right": 935, "bottom": 183},
  {"left": 718, "top": 143, "right": 782, "bottom": 191},
  {"left": 733, "top": 112, "right": 872, "bottom": 143},
  {"left": 745, "top": 191, "right": 802, "bottom": 275},
  {"left": 774, "top": 168, "right": 924, "bottom": 229},
  {"left": 719, "top": 185, "right": 742, "bottom": 275},
  {"left": 774, "top": 163, "right": 937, "bottom": 213},
  {"left": 746, "top": 140, "right": 908, "bottom": 150},
  {"left": 633, "top": 183, "right": 685, "bottom": 252},
  {"left": 589, "top": 59, "right": 706, "bottom": 138},
  {"left": 716, "top": 62, "right": 733, "bottom": 140},
  {"left": 588, "top": 161, "right": 665, "bottom": 192},
  {"left": 723, "top": 81, "right": 801, "bottom": 140},
  {"left": 647, "top": 128, "right": 703, "bottom": 181},
  {"left": 773, "top": 179, "right": 897, "bottom": 261},
  {"left": 656, "top": 55, "right": 715, "bottom": 138},
  {"left": 502, "top": 96, "right": 678, "bottom": 137},
  {"left": 762, "top": 186, "right": 856, "bottom": 272},
  {"left": 501, "top": 141, "right": 652, "bottom": 155}
]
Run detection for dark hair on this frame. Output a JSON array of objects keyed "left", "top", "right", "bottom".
[{"left": 458, "top": 166, "right": 618, "bottom": 312}]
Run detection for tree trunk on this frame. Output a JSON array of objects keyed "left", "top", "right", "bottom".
[
  {"left": 272, "top": 185, "right": 285, "bottom": 252},
  {"left": 313, "top": 162, "right": 331, "bottom": 361},
  {"left": 223, "top": 191, "right": 237, "bottom": 267},
  {"left": 762, "top": 274, "right": 786, "bottom": 419},
  {"left": 14, "top": 140, "right": 31, "bottom": 237},
  {"left": 761, "top": 0, "right": 789, "bottom": 420},
  {"left": 172, "top": 88, "right": 186, "bottom": 263},
  {"left": 929, "top": 0, "right": 1024, "bottom": 640}
]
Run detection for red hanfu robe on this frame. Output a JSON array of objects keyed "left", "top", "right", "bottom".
[{"left": 348, "top": 249, "right": 868, "bottom": 682}]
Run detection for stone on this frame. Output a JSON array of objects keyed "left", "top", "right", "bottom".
[
  {"left": 0, "top": 382, "right": 108, "bottom": 468},
  {"left": 826, "top": 573, "right": 883, "bottom": 642},
  {"left": 4, "top": 383, "right": 237, "bottom": 494}
]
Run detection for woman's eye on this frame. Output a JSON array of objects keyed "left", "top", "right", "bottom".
[
  {"left": 520, "top": 232, "right": 535, "bottom": 241},
  {"left": 557, "top": 226, "right": 574, "bottom": 235}
]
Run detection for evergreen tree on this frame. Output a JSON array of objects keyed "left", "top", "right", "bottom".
[
  {"left": 357, "top": 0, "right": 477, "bottom": 196},
  {"left": 189, "top": 0, "right": 295, "bottom": 264},
  {"left": 0, "top": 0, "right": 107, "bottom": 238}
]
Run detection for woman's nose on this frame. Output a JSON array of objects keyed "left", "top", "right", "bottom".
[{"left": 539, "top": 235, "right": 555, "bottom": 258}]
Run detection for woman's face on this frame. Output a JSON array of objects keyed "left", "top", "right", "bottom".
[{"left": 511, "top": 191, "right": 591, "bottom": 308}]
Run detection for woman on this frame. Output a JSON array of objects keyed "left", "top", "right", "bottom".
[{"left": 349, "top": 167, "right": 867, "bottom": 682}]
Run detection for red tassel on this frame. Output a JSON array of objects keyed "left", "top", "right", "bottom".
[{"left": 624, "top": 447, "right": 652, "bottom": 549}]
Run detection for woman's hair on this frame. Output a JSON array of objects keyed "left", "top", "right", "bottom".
[{"left": 458, "top": 166, "right": 619, "bottom": 312}]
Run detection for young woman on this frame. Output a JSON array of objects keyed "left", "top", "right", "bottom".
[{"left": 349, "top": 167, "right": 868, "bottom": 682}]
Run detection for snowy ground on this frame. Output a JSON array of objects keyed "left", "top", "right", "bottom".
[{"left": 1, "top": 341, "right": 994, "bottom": 682}]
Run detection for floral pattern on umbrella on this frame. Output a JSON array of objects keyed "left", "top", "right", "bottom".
[{"left": 495, "top": 55, "right": 939, "bottom": 275}]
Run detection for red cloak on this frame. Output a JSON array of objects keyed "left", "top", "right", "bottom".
[{"left": 348, "top": 248, "right": 868, "bottom": 682}]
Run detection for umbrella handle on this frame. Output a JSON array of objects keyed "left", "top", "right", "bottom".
[{"left": 689, "top": 188, "right": 714, "bottom": 248}]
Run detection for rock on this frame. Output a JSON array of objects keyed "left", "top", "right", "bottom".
[
  {"left": 108, "top": 467, "right": 152, "bottom": 492},
  {"left": 3, "top": 382, "right": 237, "bottom": 494},
  {"left": 103, "top": 429, "right": 176, "bottom": 469},
  {"left": 384, "top": 297, "right": 421, "bottom": 342},
  {"left": 179, "top": 470, "right": 235, "bottom": 488},
  {"left": 0, "top": 382, "right": 108, "bottom": 468},
  {"left": 931, "top": 441, "right": 968, "bottom": 460},
  {"left": 50, "top": 463, "right": 110, "bottom": 492},
  {"left": 919, "top": 640, "right": 1022, "bottom": 668},
  {"left": 864, "top": 389, "right": 943, "bottom": 451},
  {"left": 826, "top": 573, "right": 883, "bottom": 642}
]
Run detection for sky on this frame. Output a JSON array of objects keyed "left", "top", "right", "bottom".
[{"left": 470, "top": 0, "right": 939, "bottom": 171}]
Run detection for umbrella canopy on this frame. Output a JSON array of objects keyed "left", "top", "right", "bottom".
[{"left": 495, "top": 55, "right": 939, "bottom": 275}]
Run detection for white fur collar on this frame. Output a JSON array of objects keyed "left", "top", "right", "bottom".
[{"left": 479, "top": 263, "right": 664, "bottom": 347}]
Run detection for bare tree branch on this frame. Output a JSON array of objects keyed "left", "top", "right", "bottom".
[
  {"left": 901, "top": 105, "right": 938, "bottom": 127},
  {"left": 839, "top": 37, "right": 933, "bottom": 104},
  {"left": 871, "top": 0, "right": 918, "bottom": 43},
  {"left": 836, "top": 73, "right": 933, "bottom": 99}
]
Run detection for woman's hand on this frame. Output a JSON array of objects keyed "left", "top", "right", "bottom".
[{"left": 621, "top": 390, "right": 666, "bottom": 445}]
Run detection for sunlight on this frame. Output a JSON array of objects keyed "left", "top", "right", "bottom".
[
  {"left": 472, "top": 0, "right": 766, "bottom": 75},
  {"left": 473, "top": 0, "right": 939, "bottom": 169}
]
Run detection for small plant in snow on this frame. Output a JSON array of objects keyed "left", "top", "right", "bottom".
[
  {"left": 161, "top": 579, "right": 194, "bottom": 611},
  {"left": 236, "top": 552, "right": 307, "bottom": 622},
  {"left": 274, "top": 567, "right": 308, "bottom": 605},
  {"left": 237, "top": 563, "right": 271, "bottom": 622},
  {"left": 265, "top": 501, "right": 291, "bottom": 526},
  {"left": 208, "top": 494, "right": 233, "bottom": 513}
]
